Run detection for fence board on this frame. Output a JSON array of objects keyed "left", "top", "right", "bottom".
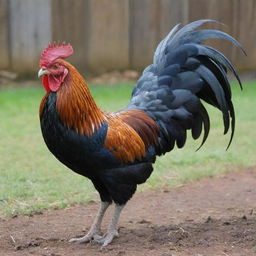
[
  {"left": 9, "top": 0, "right": 51, "bottom": 73},
  {"left": 85, "top": 0, "right": 129, "bottom": 74},
  {"left": 0, "top": 0, "right": 9, "bottom": 69},
  {"left": 129, "top": 0, "right": 188, "bottom": 71},
  {"left": 129, "top": 0, "right": 160, "bottom": 70},
  {"left": 187, "top": 0, "right": 235, "bottom": 61},
  {"left": 51, "top": 0, "right": 89, "bottom": 72},
  {"left": 158, "top": 0, "right": 188, "bottom": 36},
  {"left": 231, "top": 0, "right": 256, "bottom": 70}
]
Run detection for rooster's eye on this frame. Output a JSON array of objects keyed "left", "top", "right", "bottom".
[{"left": 51, "top": 64, "right": 59, "bottom": 69}]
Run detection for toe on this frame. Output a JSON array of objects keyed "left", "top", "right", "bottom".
[
  {"left": 102, "top": 235, "right": 115, "bottom": 247},
  {"left": 98, "top": 231, "right": 118, "bottom": 246},
  {"left": 92, "top": 234, "right": 104, "bottom": 242},
  {"left": 69, "top": 235, "right": 92, "bottom": 244}
]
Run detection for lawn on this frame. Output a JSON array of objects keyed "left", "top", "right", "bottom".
[{"left": 0, "top": 80, "right": 255, "bottom": 216}]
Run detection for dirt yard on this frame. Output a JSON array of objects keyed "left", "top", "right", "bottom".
[{"left": 1, "top": 167, "right": 256, "bottom": 256}]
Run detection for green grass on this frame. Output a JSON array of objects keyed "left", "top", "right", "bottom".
[{"left": 0, "top": 80, "right": 255, "bottom": 216}]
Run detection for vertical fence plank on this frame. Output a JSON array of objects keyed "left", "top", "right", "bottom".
[
  {"left": 158, "top": 0, "right": 188, "bottom": 37},
  {"left": 85, "top": 0, "right": 129, "bottom": 74},
  {"left": 129, "top": 0, "right": 188, "bottom": 71},
  {"left": 187, "top": 0, "right": 235, "bottom": 61},
  {"left": 9, "top": 0, "right": 51, "bottom": 74},
  {"left": 129, "top": 0, "right": 160, "bottom": 70},
  {"left": 0, "top": 0, "right": 9, "bottom": 69},
  {"left": 231, "top": 0, "right": 256, "bottom": 70},
  {"left": 51, "top": 0, "right": 89, "bottom": 73}
]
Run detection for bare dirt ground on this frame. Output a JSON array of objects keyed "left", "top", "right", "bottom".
[{"left": 1, "top": 167, "right": 256, "bottom": 256}]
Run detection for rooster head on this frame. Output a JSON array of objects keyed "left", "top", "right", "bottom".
[{"left": 38, "top": 42, "right": 73, "bottom": 92}]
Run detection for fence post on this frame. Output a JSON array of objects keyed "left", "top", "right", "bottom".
[
  {"left": 9, "top": 0, "right": 51, "bottom": 74},
  {"left": 0, "top": 0, "right": 10, "bottom": 69}
]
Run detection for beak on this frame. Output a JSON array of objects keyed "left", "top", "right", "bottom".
[{"left": 38, "top": 68, "right": 50, "bottom": 78}]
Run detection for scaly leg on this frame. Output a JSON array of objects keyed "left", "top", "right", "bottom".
[
  {"left": 94, "top": 204, "right": 125, "bottom": 246},
  {"left": 69, "top": 201, "right": 111, "bottom": 243}
]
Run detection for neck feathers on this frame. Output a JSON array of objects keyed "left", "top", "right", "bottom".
[{"left": 55, "top": 62, "right": 104, "bottom": 136}]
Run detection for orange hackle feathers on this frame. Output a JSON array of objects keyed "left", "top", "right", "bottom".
[
  {"left": 55, "top": 60, "right": 104, "bottom": 136},
  {"left": 39, "top": 42, "right": 73, "bottom": 68}
]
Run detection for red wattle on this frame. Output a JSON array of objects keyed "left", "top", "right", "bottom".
[
  {"left": 42, "top": 69, "right": 68, "bottom": 92},
  {"left": 42, "top": 75, "right": 51, "bottom": 92},
  {"left": 48, "top": 75, "right": 61, "bottom": 92}
]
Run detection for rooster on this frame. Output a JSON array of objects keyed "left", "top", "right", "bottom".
[{"left": 38, "top": 20, "right": 244, "bottom": 246}]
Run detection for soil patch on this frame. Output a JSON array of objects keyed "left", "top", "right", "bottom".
[{"left": 1, "top": 167, "right": 256, "bottom": 256}]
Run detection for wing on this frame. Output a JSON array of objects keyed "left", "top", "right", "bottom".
[{"left": 104, "top": 110, "right": 159, "bottom": 163}]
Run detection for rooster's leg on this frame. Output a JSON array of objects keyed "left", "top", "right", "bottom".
[
  {"left": 69, "top": 201, "right": 111, "bottom": 243},
  {"left": 94, "top": 204, "right": 124, "bottom": 246}
]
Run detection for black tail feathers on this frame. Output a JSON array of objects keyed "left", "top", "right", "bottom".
[{"left": 130, "top": 20, "right": 245, "bottom": 154}]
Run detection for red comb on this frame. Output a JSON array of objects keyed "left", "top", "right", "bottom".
[{"left": 39, "top": 42, "right": 73, "bottom": 67}]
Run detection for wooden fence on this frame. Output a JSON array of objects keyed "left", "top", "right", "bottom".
[{"left": 0, "top": 0, "right": 254, "bottom": 76}]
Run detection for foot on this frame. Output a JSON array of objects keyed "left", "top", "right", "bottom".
[
  {"left": 94, "top": 229, "right": 119, "bottom": 246},
  {"left": 69, "top": 201, "right": 111, "bottom": 244},
  {"left": 69, "top": 230, "right": 102, "bottom": 244}
]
